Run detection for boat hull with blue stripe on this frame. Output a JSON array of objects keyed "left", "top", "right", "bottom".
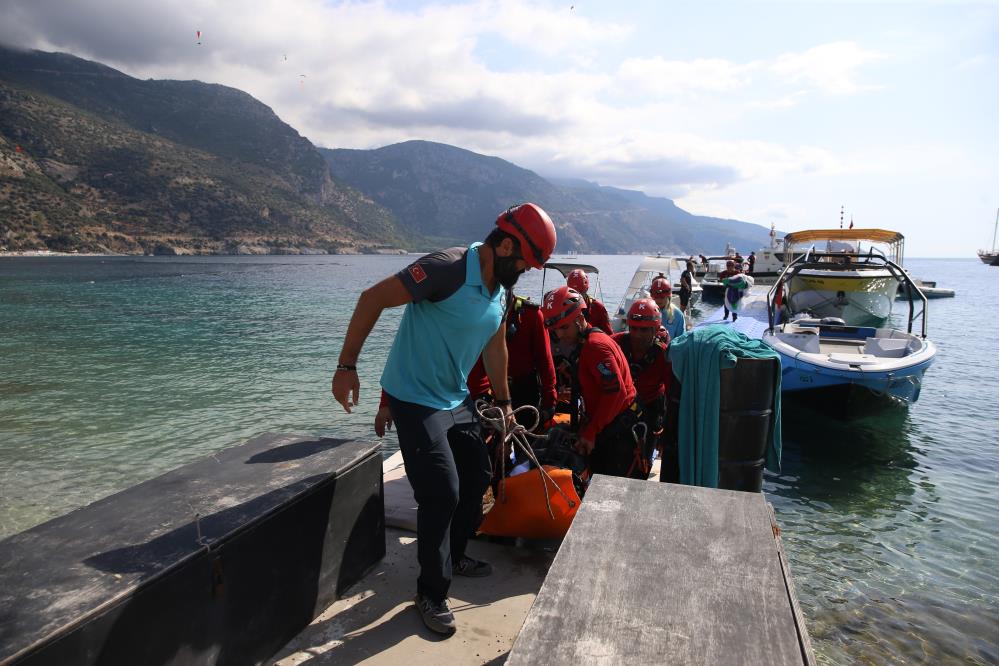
[{"left": 761, "top": 319, "right": 935, "bottom": 404}]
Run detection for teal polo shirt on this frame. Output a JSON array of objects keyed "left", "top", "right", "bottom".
[{"left": 381, "top": 243, "right": 507, "bottom": 410}]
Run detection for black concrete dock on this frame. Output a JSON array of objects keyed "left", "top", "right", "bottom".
[{"left": 0, "top": 434, "right": 384, "bottom": 666}]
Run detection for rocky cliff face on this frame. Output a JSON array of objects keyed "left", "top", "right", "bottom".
[{"left": 0, "top": 47, "right": 404, "bottom": 254}]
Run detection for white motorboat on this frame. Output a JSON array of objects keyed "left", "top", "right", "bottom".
[
  {"left": 695, "top": 225, "right": 788, "bottom": 287},
  {"left": 760, "top": 254, "right": 936, "bottom": 415},
  {"left": 781, "top": 229, "right": 905, "bottom": 326},
  {"left": 612, "top": 255, "right": 701, "bottom": 331}
]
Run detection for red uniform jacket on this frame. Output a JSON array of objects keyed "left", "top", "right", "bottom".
[
  {"left": 578, "top": 329, "right": 636, "bottom": 442},
  {"left": 611, "top": 331, "right": 671, "bottom": 405},
  {"left": 583, "top": 296, "right": 612, "bottom": 334},
  {"left": 466, "top": 298, "right": 557, "bottom": 408}
]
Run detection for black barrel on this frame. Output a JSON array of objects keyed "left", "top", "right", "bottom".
[
  {"left": 717, "top": 357, "right": 777, "bottom": 492},
  {"left": 659, "top": 373, "right": 681, "bottom": 484},
  {"left": 660, "top": 357, "right": 777, "bottom": 492}
]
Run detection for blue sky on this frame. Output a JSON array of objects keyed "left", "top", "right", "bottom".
[{"left": 2, "top": 0, "right": 996, "bottom": 256}]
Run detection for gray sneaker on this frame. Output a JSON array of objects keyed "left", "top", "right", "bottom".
[
  {"left": 414, "top": 593, "right": 456, "bottom": 636},
  {"left": 453, "top": 555, "right": 493, "bottom": 577}
]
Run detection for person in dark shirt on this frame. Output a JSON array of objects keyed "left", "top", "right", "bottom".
[
  {"left": 748, "top": 251, "right": 756, "bottom": 276},
  {"left": 333, "top": 203, "right": 557, "bottom": 637},
  {"left": 542, "top": 286, "right": 642, "bottom": 479},
  {"left": 611, "top": 299, "right": 672, "bottom": 479},
  {"left": 679, "top": 260, "right": 695, "bottom": 314},
  {"left": 567, "top": 268, "right": 612, "bottom": 334}
]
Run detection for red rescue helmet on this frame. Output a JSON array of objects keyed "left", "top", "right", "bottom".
[
  {"left": 496, "top": 203, "right": 557, "bottom": 269},
  {"left": 627, "top": 298, "right": 661, "bottom": 328},
  {"left": 541, "top": 286, "right": 587, "bottom": 329},
  {"left": 567, "top": 268, "right": 589, "bottom": 294},
  {"left": 650, "top": 275, "right": 672, "bottom": 297}
]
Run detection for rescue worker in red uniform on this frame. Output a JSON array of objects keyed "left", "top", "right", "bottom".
[
  {"left": 567, "top": 268, "right": 612, "bottom": 334},
  {"left": 466, "top": 294, "right": 557, "bottom": 425},
  {"left": 611, "top": 299, "right": 672, "bottom": 478},
  {"left": 542, "top": 286, "right": 643, "bottom": 479}
]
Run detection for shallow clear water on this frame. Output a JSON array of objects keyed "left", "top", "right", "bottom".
[{"left": 1, "top": 254, "right": 995, "bottom": 663}]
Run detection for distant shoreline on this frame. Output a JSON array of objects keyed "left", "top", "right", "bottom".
[
  {"left": 0, "top": 250, "right": 116, "bottom": 257},
  {"left": 0, "top": 248, "right": 412, "bottom": 258}
]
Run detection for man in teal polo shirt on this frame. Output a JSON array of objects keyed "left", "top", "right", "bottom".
[{"left": 332, "top": 203, "right": 557, "bottom": 637}]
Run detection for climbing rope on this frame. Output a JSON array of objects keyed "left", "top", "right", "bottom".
[{"left": 475, "top": 400, "right": 578, "bottom": 518}]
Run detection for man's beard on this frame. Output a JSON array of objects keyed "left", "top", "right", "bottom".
[{"left": 494, "top": 254, "right": 525, "bottom": 289}]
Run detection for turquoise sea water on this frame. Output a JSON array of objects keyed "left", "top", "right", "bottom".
[{"left": 1, "top": 254, "right": 996, "bottom": 663}]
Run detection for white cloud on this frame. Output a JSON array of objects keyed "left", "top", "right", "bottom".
[
  {"left": 616, "top": 56, "right": 760, "bottom": 95},
  {"left": 0, "top": 2, "right": 900, "bottom": 206},
  {"left": 771, "top": 41, "right": 884, "bottom": 95},
  {"left": 956, "top": 54, "right": 990, "bottom": 70}
]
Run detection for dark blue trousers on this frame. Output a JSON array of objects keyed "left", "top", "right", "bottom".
[{"left": 386, "top": 393, "right": 492, "bottom": 602}]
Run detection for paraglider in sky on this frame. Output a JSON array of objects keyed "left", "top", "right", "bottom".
[
  {"left": 299, "top": 74, "right": 306, "bottom": 87},
  {"left": 196, "top": 30, "right": 202, "bottom": 45}
]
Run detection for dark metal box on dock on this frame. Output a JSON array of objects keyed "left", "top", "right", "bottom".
[
  {"left": 508, "top": 475, "right": 814, "bottom": 665},
  {"left": 0, "top": 434, "right": 384, "bottom": 666}
]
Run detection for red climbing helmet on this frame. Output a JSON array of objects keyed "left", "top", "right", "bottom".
[
  {"left": 567, "top": 268, "right": 589, "bottom": 294},
  {"left": 541, "top": 286, "right": 586, "bottom": 329},
  {"left": 650, "top": 275, "right": 672, "bottom": 297},
  {"left": 496, "top": 203, "right": 557, "bottom": 270},
  {"left": 627, "top": 298, "right": 661, "bottom": 328}
]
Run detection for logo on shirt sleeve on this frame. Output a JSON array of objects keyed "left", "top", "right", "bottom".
[
  {"left": 408, "top": 263, "right": 428, "bottom": 284},
  {"left": 596, "top": 361, "right": 621, "bottom": 393}
]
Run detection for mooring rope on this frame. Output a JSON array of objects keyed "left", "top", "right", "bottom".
[{"left": 475, "top": 400, "right": 577, "bottom": 518}]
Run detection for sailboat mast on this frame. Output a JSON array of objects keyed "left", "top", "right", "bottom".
[{"left": 993, "top": 208, "right": 998, "bottom": 252}]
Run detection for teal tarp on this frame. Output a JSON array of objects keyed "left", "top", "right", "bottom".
[{"left": 669, "top": 325, "right": 782, "bottom": 488}]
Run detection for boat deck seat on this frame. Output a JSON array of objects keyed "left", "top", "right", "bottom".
[
  {"left": 775, "top": 331, "right": 820, "bottom": 353},
  {"left": 863, "top": 337, "right": 910, "bottom": 358},
  {"left": 818, "top": 338, "right": 866, "bottom": 355}
]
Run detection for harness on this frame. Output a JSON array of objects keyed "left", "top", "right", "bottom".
[
  {"left": 505, "top": 295, "right": 538, "bottom": 341},
  {"left": 619, "top": 333, "right": 668, "bottom": 377}
]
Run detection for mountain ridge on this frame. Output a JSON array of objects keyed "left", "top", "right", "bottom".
[
  {"left": 322, "top": 139, "right": 773, "bottom": 254},
  {"left": 1, "top": 47, "right": 774, "bottom": 257}
]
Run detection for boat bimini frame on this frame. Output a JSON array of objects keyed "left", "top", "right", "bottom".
[{"left": 766, "top": 246, "right": 929, "bottom": 339}]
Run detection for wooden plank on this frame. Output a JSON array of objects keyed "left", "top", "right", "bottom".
[{"left": 508, "top": 476, "right": 808, "bottom": 665}]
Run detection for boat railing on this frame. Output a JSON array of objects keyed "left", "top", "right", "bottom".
[{"left": 766, "top": 248, "right": 929, "bottom": 338}]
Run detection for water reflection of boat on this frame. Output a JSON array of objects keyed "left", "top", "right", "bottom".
[
  {"left": 770, "top": 406, "right": 919, "bottom": 511},
  {"left": 781, "top": 229, "right": 905, "bottom": 326}
]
